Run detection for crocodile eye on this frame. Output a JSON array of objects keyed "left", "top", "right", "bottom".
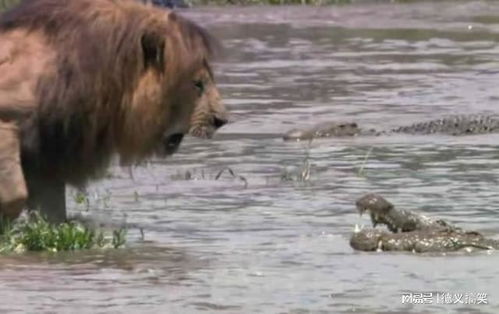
[{"left": 194, "top": 80, "right": 204, "bottom": 95}]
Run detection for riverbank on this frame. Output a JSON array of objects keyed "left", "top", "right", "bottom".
[{"left": 0, "top": 0, "right": 442, "bottom": 11}]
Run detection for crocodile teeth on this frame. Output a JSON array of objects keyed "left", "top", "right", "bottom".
[
  {"left": 376, "top": 240, "right": 383, "bottom": 252},
  {"left": 354, "top": 224, "right": 362, "bottom": 233}
]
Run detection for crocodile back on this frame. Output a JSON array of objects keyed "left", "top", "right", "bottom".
[{"left": 390, "top": 115, "right": 499, "bottom": 135}]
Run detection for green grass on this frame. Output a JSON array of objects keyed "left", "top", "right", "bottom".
[
  {"left": 281, "top": 145, "right": 312, "bottom": 183},
  {"left": 357, "top": 146, "right": 373, "bottom": 177},
  {"left": 0, "top": 212, "right": 126, "bottom": 253},
  {"left": 0, "top": 0, "right": 19, "bottom": 12}
]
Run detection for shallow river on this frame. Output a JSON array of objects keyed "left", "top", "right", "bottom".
[{"left": 3, "top": 2, "right": 499, "bottom": 313}]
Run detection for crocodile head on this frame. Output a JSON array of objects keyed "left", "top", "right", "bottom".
[
  {"left": 356, "top": 193, "right": 395, "bottom": 229},
  {"left": 283, "top": 122, "right": 363, "bottom": 141}
]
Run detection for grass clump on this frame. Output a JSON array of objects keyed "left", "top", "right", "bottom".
[
  {"left": 0, "top": 212, "right": 126, "bottom": 253},
  {"left": 0, "top": 0, "right": 19, "bottom": 12},
  {"left": 281, "top": 157, "right": 311, "bottom": 182},
  {"left": 357, "top": 146, "right": 373, "bottom": 177},
  {"left": 281, "top": 145, "right": 312, "bottom": 183}
]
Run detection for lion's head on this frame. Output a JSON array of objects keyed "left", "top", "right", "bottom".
[
  {"left": 116, "top": 8, "right": 228, "bottom": 163},
  {"left": 189, "top": 64, "right": 228, "bottom": 139},
  {"left": 0, "top": 0, "right": 227, "bottom": 185}
]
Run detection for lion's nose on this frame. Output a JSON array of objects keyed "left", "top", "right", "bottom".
[
  {"left": 213, "top": 116, "right": 228, "bottom": 129},
  {"left": 164, "top": 133, "right": 184, "bottom": 154}
]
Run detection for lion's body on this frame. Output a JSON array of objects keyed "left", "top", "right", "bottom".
[{"left": 0, "top": 0, "right": 227, "bottom": 222}]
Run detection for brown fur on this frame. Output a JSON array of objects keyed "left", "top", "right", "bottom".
[
  {"left": 0, "top": 122, "right": 27, "bottom": 219},
  {"left": 0, "top": 0, "right": 227, "bottom": 221},
  {"left": 189, "top": 61, "right": 228, "bottom": 139}
]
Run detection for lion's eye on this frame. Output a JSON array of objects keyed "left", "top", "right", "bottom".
[{"left": 194, "top": 80, "right": 204, "bottom": 94}]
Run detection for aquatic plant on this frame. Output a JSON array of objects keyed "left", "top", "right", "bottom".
[
  {"left": 0, "top": 0, "right": 19, "bottom": 11},
  {"left": 215, "top": 167, "right": 249, "bottom": 188},
  {"left": 171, "top": 166, "right": 249, "bottom": 188},
  {"left": 280, "top": 157, "right": 312, "bottom": 182},
  {"left": 357, "top": 146, "right": 373, "bottom": 177},
  {"left": 281, "top": 148, "right": 313, "bottom": 183},
  {"left": 0, "top": 212, "right": 127, "bottom": 253}
]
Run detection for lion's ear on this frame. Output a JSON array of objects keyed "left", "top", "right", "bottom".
[{"left": 141, "top": 31, "right": 165, "bottom": 72}]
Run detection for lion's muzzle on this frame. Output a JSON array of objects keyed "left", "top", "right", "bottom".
[
  {"left": 189, "top": 114, "right": 229, "bottom": 139},
  {"left": 163, "top": 133, "right": 184, "bottom": 155},
  {"left": 213, "top": 115, "right": 228, "bottom": 130}
]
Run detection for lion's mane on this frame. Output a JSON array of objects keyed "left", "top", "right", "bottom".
[{"left": 0, "top": 0, "right": 216, "bottom": 186}]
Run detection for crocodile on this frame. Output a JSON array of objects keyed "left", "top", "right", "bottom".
[
  {"left": 350, "top": 193, "right": 499, "bottom": 253},
  {"left": 283, "top": 115, "right": 499, "bottom": 141}
]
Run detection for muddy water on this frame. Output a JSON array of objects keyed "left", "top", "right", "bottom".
[{"left": 3, "top": 2, "right": 499, "bottom": 313}]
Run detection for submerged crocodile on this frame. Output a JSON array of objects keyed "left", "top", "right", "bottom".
[
  {"left": 283, "top": 115, "right": 499, "bottom": 141},
  {"left": 350, "top": 193, "right": 499, "bottom": 253}
]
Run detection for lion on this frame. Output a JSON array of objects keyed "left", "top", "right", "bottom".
[
  {"left": 0, "top": 0, "right": 228, "bottom": 222},
  {"left": 189, "top": 64, "right": 228, "bottom": 139}
]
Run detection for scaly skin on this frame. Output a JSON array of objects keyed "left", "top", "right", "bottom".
[
  {"left": 350, "top": 193, "right": 499, "bottom": 253},
  {"left": 283, "top": 122, "right": 367, "bottom": 141},
  {"left": 355, "top": 193, "right": 455, "bottom": 233},
  {"left": 283, "top": 115, "right": 499, "bottom": 141},
  {"left": 350, "top": 228, "right": 499, "bottom": 253}
]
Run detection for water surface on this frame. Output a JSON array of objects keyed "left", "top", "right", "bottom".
[{"left": 3, "top": 2, "right": 499, "bottom": 313}]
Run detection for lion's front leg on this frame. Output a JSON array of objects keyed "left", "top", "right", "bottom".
[
  {"left": 0, "top": 122, "right": 28, "bottom": 220},
  {"left": 26, "top": 175, "right": 66, "bottom": 223}
]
